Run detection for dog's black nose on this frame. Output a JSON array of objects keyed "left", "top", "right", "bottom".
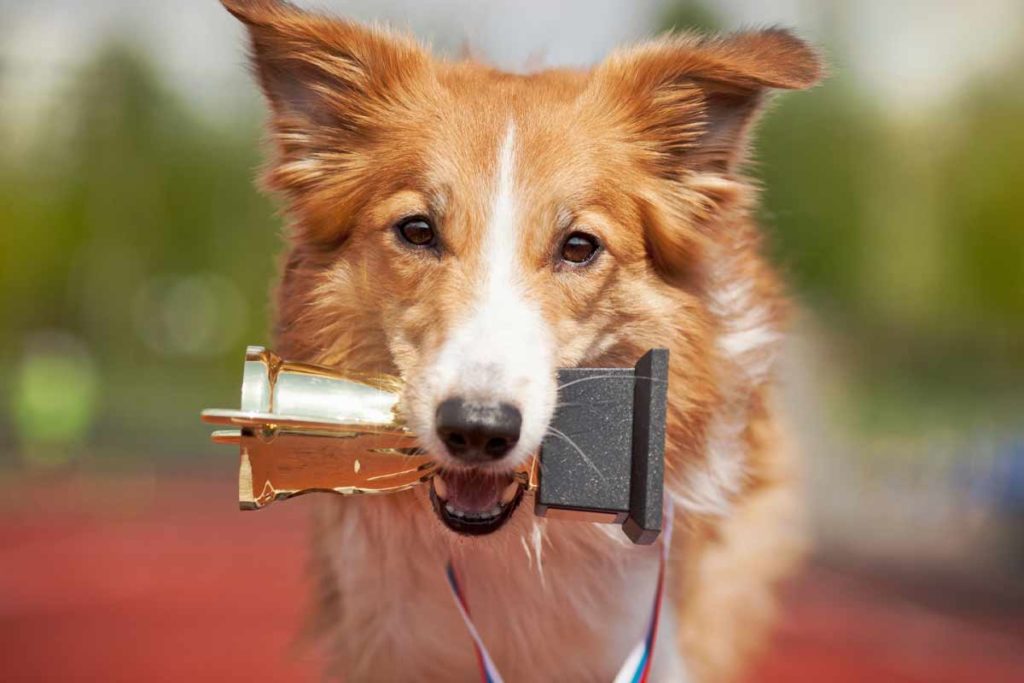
[{"left": 435, "top": 398, "right": 522, "bottom": 462}]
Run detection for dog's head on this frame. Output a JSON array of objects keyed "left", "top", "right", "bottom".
[{"left": 224, "top": 0, "right": 822, "bottom": 536}]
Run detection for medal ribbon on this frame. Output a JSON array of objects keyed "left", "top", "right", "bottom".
[{"left": 445, "top": 499, "right": 675, "bottom": 683}]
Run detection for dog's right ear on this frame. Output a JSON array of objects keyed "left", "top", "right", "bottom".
[{"left": 221, "top": 0, "right": 432, "bottom": 244}]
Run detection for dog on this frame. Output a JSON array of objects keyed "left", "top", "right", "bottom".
[{"left": 222, "top": 1, "right": 823, "bottom": 680}]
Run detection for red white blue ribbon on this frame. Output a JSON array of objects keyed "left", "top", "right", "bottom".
[
  {"left": 612, "top": 498, "right": 674, "bottom": 683},
  {"left": 445, "top": 499, "right": 674, "bottom": 683},
  {"left": 445, "top": 562, "right": 505, "bottom": 683}
]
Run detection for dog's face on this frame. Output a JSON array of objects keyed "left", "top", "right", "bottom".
[{"left": 225, "top": 0, "right": 821, "bottom": 536}]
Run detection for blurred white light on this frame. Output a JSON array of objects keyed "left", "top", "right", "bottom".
[{"left": 132, "top": 272, "right": 248, "bottom": 357}]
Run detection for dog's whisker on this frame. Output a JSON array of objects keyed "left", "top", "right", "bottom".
[
  {"left": 520, "top": 535, "right": 534, "bottom": 571},
  {"left": 545, "top": 426, "right": 606, "bottom": 483},
  {"left": 553, "top": 399, "right": 619, "bottom": 409},
  {"left": 531, "top": 523, "right": 546, "bottom": 587},
  {"left": 556, "top": 374, "right": 667, "bottom": 392}
]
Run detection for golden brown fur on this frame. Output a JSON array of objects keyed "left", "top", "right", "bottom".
[{"left": 222, "top": 1, "right": 823, "bottom": 680}]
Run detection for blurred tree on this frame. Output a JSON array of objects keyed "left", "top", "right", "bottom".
[
  {"left": 0, "top": 43, "right": 280, "bottom": 461},
  {"left": 658, "top": 1, "right": 720, "bottom": 34},
  {"left": 940, "top": 62, "right": 1024, "bottom": 337},
  {"left": 757, "top": 81, "right": 884, "bottom": 321}
]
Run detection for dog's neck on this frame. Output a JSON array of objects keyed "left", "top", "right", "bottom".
[{"left": 311, "top": 490, "right": 685, "bottom": 681}]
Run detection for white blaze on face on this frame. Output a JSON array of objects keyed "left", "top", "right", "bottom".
[{"left": 426, "top": 123, "right": 556, "bottom": 468}]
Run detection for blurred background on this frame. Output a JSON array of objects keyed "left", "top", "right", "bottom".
[{"left": 1, "top": 0, "right": 1022, "bottom": 681}]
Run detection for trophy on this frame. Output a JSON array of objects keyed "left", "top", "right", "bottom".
[{"left": 202, "top": 346, "right": 668, "bottom": 544}]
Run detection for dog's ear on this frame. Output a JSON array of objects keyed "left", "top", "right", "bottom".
[
  {"left": 591, "top": 29, "right": 822, "bottom": 280},
  {"left": 223, "top": 0, "right": 429, "bottom": 126},
  {"left": 221, "top": 0, "right": 432, "bottom": 244},
  {"left": 594, "top": 28, "right": 823, "bottom": 177}
]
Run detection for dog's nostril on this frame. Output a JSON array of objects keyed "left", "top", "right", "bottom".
[
  {"left": 485, "top": 437, "right": 510, "bottom": 457},
  {"left": 435, "top": 398, "right": 522, "bottom": 462}
]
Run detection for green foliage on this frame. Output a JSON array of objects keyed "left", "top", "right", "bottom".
[
  {"left": 13, "top": 340, "right": 99, "bottom": 464},
  {"left": 939, "top": 76, "right": 1024, "bottom": 332},
  {"left": 757, "top": 79, "right": 884, "bottom": 320},
  {"left": 755, "top": 61, "right": 1024, "bottom": 429},
  {"left": 658, "top": 2, "right": 721, "bottom": 34},
  {"left": 0, "top": 44, "right": 281, "bottom": 462}
]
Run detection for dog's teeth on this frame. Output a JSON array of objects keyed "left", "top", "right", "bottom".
[
  {"left": 500, "top": 481, "right": 519, "bottom": 504},
  {"left": 433, "top": 476, "right": 448, "bottom": 500},
  {"left": 442, "top": 504, "right": 505, "bottom": 522}
]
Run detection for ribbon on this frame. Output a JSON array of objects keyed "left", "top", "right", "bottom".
[{"left": 445, "top": 499, "right": 675, "bottom": 683}]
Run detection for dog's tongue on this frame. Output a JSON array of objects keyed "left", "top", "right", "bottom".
[{"left": 440, "top": 470, "right": 506, "bottom": 511}]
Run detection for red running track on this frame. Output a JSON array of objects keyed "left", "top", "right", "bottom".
[{"left": 1, "top": 472, "right": 1022, "bottom": 682}]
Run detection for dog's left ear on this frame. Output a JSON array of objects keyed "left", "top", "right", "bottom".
[
  {"left": 593, "top": 28, "right": 824, "bottom": 177},
  {"left": 591, "top": 29, "right": 822, "bottom": 280}
]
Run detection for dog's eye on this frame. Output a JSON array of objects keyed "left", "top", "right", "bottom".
[
  {"left": 559, "top": 231, "right": 601, "bottom": 265},
  {"left": 395, "top": 216, "right": 437, "bottom": 248}
]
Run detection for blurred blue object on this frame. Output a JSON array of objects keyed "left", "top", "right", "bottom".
[{"left": 966, "top": 438, "right": 1024, "bottom": 513}]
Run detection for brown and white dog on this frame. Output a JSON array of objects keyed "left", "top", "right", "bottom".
[{"left": 222, "top": 1, "right": 823, "bottom": 680}]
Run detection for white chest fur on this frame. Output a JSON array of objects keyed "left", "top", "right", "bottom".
[{"left": 314, "top": 492, "right": 685, "bottom": 682}]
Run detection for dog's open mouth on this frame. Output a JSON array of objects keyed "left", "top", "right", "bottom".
[{"left": 429, "top": 469, "right": 524, "bottom": 536}]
